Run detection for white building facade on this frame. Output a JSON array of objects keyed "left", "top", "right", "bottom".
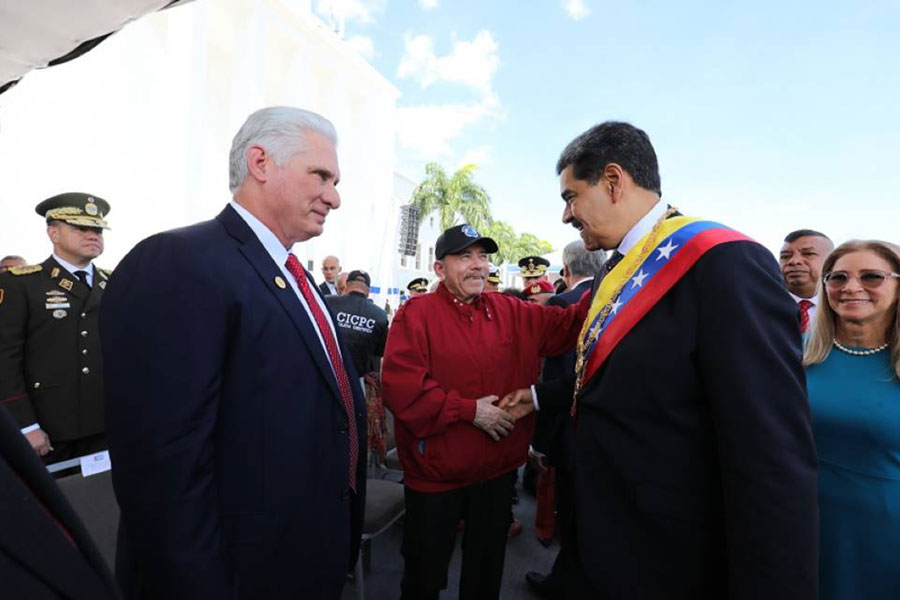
[{"left": 0, "top": 0, "right": 407, "bottom": 300}]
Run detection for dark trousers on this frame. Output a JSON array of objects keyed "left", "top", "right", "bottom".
[
  {"left": 542, "top": 464, "right": 574, "bottom": 598},
  {"left": 400, "top": 470, "right": 516, "bottom": 600}
]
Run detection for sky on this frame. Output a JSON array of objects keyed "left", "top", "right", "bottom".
[{"left": 315, "top": 0, "right": 900, "bottom": 254}]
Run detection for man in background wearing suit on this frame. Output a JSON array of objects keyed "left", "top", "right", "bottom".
[
  {"left": 320, "top": 255, "right": 341, "bottom": 295},
  {"left": 779, "top": 229, "right": 833, "bottom": 334},
  {"left": 503, "top": 121, "right": 818, "bottom": 599},
  {"left": 525, "top": 240, "right": 605, "bottom": 597},
  {"left": 101, "top": 106, "right": 366, "bottom": 599},
  {"left": 0, "top": 404, "right": 119, "bottom": 599}
]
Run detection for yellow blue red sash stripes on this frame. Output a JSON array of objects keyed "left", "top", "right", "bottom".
[{"left": 579, "top": 216, "right": 751, "bottom": 389}]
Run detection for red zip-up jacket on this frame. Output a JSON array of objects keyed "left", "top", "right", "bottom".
[{"left": 382, "top": 284, "right": 588, "bottom": 492}]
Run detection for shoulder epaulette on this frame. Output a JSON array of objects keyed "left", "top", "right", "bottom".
[{"left": 7, "top": 265, "right": 42, "bottom": 276}]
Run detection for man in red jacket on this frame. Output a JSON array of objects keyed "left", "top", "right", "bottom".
[{"left": 382, "top": 224, "right": 588, "bottom": 600}]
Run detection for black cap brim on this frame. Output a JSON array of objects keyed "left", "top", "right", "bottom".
[{"left": 438, "top": 236, "right": 498, "bottom": 259}]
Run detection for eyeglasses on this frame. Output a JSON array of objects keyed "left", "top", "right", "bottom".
[{"left": 823, "top": 270, "right": 900, "bottom": 290}]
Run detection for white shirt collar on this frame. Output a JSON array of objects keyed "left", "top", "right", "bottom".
[
  {"left": 789, "top": 291, "right": 816, "bottom": 307},
  {"left": 53, "top": 254, "right": 92, "bottom": 279},
  {"left": 230, "top": 200, "right": 290, "bottom": 267},
  {"left": 617, "top": 201, "right": 668, "bottom": 256}
]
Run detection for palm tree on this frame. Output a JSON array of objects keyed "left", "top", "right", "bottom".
[
  {"left": 411, "top": 162, "right": 492, "bottom": 232},
  {"left": 484, "top": 221, "right": 553, "bottom": 266}
]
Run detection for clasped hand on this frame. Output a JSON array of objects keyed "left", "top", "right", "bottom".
[{"left": 472, "top": 388, "right": 536, "bottom": 441}]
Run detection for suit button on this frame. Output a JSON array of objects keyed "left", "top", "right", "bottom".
[
  {"left": 80, "top": 312, "right": 86, "bottom": 318},
  {"left": 338, "top": 426, "right": 348, "bottom": 435},
  {"left": 80, "top": 330, "right": 88, "bottom": 337},
  {"left": 82, "top": 349, "right": 88, "bottom": 355},
  {"left": 82, "top": 367, "right": 90, "bottom": 375},
  {"left": 341, "top": 488, "right": 351, "bottom": 501},
  {"left": 33, "top": 382, "right": 40, "bottom": 389}
]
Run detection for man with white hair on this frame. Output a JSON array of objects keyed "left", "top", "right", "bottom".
[{"left": 101, "top": 107, "right": 366, "bottom": 599}]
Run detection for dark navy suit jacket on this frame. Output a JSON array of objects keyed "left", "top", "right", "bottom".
[
  {"left": 100, "top": 205, "right": 366, "bottom": 599},
  {"left": 536, "top": 240, "right": 818, "bottom": 599},
  {"left": 0, "top": 407, "right": 119, "bottom": 599},
  {"left": 533, "top": 278, "right": 592, "bottom": 466}
]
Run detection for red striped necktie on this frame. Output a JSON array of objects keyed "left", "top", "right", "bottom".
[
  {"left": 799, "top": 299, "right": 813, "bottom": 333},
  {"left": 285, "top": 254, "right": 358, "bottom": 492}
]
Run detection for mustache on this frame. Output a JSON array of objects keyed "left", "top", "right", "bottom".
[{"left": 569, "top": 218, "right": 584, "bottom": 230}]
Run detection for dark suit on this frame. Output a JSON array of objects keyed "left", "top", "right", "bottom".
[
  {"left": 319, "top": 281, "right": 337, "bottom": 296},
  {"left": 534, "top": 278, "right": 593, "bottom": 464},
  {"left": 536, "top": 241, "right": 818, "bottom": 599},
  {"left": 0, "top": 257, "right": 108, "bottom": 457},
  {"left": 100, "top": 205, "right": 366, "bottom": 599},
  {"left": 530, "top": 278, "right": 592, "bottom": 595},
  {"left": 0, "top": 406, "right": 119, "bottom": 599}
]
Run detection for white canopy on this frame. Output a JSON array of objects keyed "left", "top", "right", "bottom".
[{"left": 0, "top": 0, "right": 192, "bottom": 94}]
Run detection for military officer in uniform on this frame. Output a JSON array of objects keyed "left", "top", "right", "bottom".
[
  {"left": 518, "top": 255, "right": 551, "bottom": 286},
  {"left": 406, "top": 277, "right": 429, "bottom": 296},
  {"left": 485, "top": 264, "right": 502, "bottom": 292},
  {"left": 0, "top": 192, "right": 112, "bottom": 463}
]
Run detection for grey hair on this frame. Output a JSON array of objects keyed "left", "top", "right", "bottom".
[
  {"left": 228, "top": 106, "right": 338, "bottom": 193},
  {"left": 562, "top": 241, "right": 607, "bottom": 277}
]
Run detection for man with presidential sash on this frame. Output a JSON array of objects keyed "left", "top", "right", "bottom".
[{"left": 501, "top": 121, "right": 818, "bottom": 598}]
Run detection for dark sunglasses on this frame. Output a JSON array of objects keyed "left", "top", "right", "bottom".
[{"left": 823, "top": 270, "right": 900, "bottom": 290}]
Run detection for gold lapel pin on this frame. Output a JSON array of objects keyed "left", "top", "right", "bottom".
[
  {"left": 274, "top": 276, "right": 287, "bottom": 289},
  {"left": 60, "top": 279, "right": 73, "bottom": 291}
]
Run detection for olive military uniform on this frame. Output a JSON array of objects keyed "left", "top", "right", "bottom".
[
  {"left": 0, "top": 257, "right": 110, "bottom": 458},
  {"left": 0, "top": 192, "right": 112, "bottom": 463}
]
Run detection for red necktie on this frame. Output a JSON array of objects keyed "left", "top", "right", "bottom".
[
  {"left": 285, "top": 254, "right": 358, "bottom": 492},
  {"left": 798, "top": 299, "right": 813, "bottom": 333}
]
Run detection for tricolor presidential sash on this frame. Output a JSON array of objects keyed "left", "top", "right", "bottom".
[{"left": 576, "top": 216, "right": 751, "bottom": 397}]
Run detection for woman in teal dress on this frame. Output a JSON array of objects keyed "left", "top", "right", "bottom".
[{"left": 804, "top": 240, "right": 900, "bottom": 599}]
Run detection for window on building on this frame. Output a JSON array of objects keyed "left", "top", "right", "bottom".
[
  {"left": 428, "top": 247, "right": 434, "bottom": 271},
  {"left": 415, "top": 244, "right": 422, "bottom": 270},
  {"left": 400, "top": 254, "right": 408, "bottom": 268}
]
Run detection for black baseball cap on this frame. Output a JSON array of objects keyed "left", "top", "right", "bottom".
[
  {"left": 346, "top": 270, "right": 371, "bottom": 287},
  {"left": 435, "top": 224, "right": 498, "bottom": 259}
]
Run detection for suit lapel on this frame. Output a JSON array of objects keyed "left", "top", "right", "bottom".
[
  {"left": 82, "top": 266, "right": 104, "bottom": 312},
  {"left": 0, "top": 409, "right": 114, "bottom": 599},
  {"left": 43, "top": 256, "right": 88, "bottom": 300},
  {"left": 216, "top": 206, "right": 343, "bottom": 402}
]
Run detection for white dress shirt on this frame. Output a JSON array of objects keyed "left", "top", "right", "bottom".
[
  {"left": 53, "top": 254, "right": 94, "bottom": 287},
  {"left": 789, "top": 292, "right": 818, "bottom": 324}
]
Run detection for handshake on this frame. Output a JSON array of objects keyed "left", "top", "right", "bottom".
[{"left": 472, "top": 388, "right": 535, "bottom": 441}]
